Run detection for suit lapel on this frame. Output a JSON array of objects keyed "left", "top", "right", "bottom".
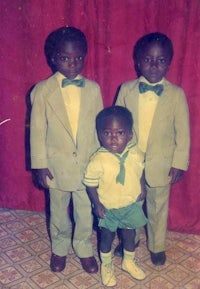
[
  {"left": 126, "top": 80, "right": 140, "bottom": 137},
  {"left": 150, "top": 79, "right": 170, "bottom": 122},
  {"left": 46, "top": 75, "right": 74, "bottom": 137},
  {"left": 126, "top": 79, "right": 171, "bottom": 147},
  {"left": 76, "top": 82, "right": 89, "bottom": 137},
  {"left": 147, "top": 79, "right": 171, "bottom": 141}
]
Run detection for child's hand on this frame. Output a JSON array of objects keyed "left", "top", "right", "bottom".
[
  {"left": 169, "top": 167, "right": 184, "bottom": 184},
  {"left": 93, "top": 203, "right": 106, "bottom": 219},
  {"left": 139, "top": 170, "right": 146, "bottom": 201},
  {"left": 32, "top": 168, "right": 53, "bottom": 189},
  {"left": 136, "top": 190, "right": 146, "bottom": 202}
]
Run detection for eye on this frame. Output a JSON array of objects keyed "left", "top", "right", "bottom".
[
  {"left": 75, "top": 56, "right": 84, "bottom": 61},
  {"left": 57, "top": 55, "right": 69, "bottom": 62},
  {"left": 158, "top": 58, "right": 166, "bottom": 64},
  {"left": 117, "top": 130, "right": 125, "bottom": 136},
  {"left": 103, "top": 131, "right": 111, "bottom": 137},
  {"left": 143, "top": 57, "right": 151, "bottom": 63}
]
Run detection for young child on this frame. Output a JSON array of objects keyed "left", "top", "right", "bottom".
[
  {"left": 30, "top": 26, "right": 103, "bottom": 273},
  {"left": 83, "top": 106, "right": 147, "bottom": 287},
  {"left": 115, "top": 32, "right": 190, "bottom": 265}
]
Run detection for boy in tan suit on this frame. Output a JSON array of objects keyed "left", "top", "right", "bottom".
[
  {"left": 30, "top": 26, "right": 103, "bottom": 273},
  {"left": 115, "top": 32, "right": 190, "bottom": 265}
]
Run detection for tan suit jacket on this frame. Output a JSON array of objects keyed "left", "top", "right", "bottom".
[
  {"left": 116, "top": 78, "right": 190, "bottom": 187},
  {"left": 30, "top": 74, "right": 103, "bottom": 191}
]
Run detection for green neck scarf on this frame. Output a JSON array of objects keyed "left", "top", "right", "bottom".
[{"left": 115, "top": 150, "right": 129, "bottom": 185}]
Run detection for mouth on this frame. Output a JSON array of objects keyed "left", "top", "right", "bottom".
[
  {"left": 148, "top": 72, "right": 161, "bottom": 82},
  {"left": 69, "top": 69, "right": 77, "bottom": 75},
  {"left": 111, "top": 143, "right": 118, "bottom": 147},
  {"left": 149, "top": 71, "right": 158, "bottom": 77},
  {"left": 110, "top": 144, "right": 119, "bottom": 152}
]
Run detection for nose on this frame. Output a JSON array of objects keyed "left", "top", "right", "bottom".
[
  {"left": 111, "top": 133, "right": 118, "bottom": 142},
  {"left": 68, "top": 58, "right": 76, "bottom": 66},
  {"left": 150, "top": 59, "right": 159, "bottom": 68}
]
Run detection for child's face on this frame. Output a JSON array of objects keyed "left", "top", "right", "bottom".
[
  {"left": 98, "top": 117, "right": 133, "bottom": 154},
  {"left": 136, "top": 43, "right": 171, "bottom": 83},
  {"left": 52, "top": 41, "right": 86, "bottom": 79}
]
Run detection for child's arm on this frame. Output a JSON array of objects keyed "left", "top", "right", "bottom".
[
  {"left": 137, "top": 170, "right": 147, "bottom": 201},
  {"left": 86, "top": 186, "right": 105, "bottom": 218}
]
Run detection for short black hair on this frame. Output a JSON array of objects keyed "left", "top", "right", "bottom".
[
  {"left": 96, "top": 106, "right": 133, "bottom": 132},
  {"left": 133, "top": 32, "right": 174, "bottom": 63},
  {"left": 44, "top": 26, "right": 88, "bottom": 69}
]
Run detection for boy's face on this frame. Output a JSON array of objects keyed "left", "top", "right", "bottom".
[
  {"left": 98, "top": 116, "right": 133, "bottom": 154},
  {"left": 136, "top": 43, "right": 171, "bottom": 83},
  {"left": 52, "top": 41, "right": 86, "bottom": 79}
]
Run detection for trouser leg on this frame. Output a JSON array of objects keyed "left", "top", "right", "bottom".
[
  {"left": 146, "top": 185, "right": 170, "bottom": 252},
  {"left": 72, "top": 189, "right": 94, "bottom": 257},
  {"left": 49, "top": 188, "right": 72, "bottom": 256}
]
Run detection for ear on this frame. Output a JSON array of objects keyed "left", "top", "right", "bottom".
[
  {"left": 51, "top": 57, "right": 56, "bottom": 64},
  {"left": 97, "top": 131, "right": 103, "bottom": 143},
  {"left": 128, "top": 130, "right": 133, "bottom": 141}
]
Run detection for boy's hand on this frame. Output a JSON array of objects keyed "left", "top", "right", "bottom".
[
  {"left": 32, "top": 168, "right": 53, "bottom": 189},
  {"left": 169, "top": 167, "right": 184, "bottom": 184},
  {"left": 139, "top": 170, "right": 146, "bottom": 201},
  {"left": 93, "top": 203, "right": 106, "bottom": 219},
  {"left": 136, "top": 189, "right": 146, "bottom": 202}
]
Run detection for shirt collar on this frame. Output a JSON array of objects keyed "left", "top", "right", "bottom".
[
  {"left": 139, "top": 76, "right": 164, "bottom": 85},
  {"left": 55, "top": 71, "right": 82, "bottom": 86},
  {"left": 98, "top": 142, "right": 136, "bottom": 156}
]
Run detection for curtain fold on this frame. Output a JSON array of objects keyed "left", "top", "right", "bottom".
[{"left": 0, "top": 0, "right": 200, "bottom": 234}]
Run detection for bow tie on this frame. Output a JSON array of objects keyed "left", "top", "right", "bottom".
[
  {"left": 62, "top": 78, "right": 85, "bottom": 88},
  {"left": 139, "top": 82, "right": 163, "bottom": 96}
]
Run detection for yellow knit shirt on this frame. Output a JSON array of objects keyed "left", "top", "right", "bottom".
[{"left": 83, "top": 144, "right": 144, "bottom": 209}]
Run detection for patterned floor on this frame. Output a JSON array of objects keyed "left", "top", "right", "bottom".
[{"left": 0, "top": 208, "right": 200, "bottom": 289}]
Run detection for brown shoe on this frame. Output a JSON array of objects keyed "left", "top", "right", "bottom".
[
  {"left": 150, "top": 251, "right": 166, "bottom": 266},
  {"left": 50, "top": 253, "right": 66, "bottom": 272},
  {"left": 80, "top": 256, "right": 98, "bottom": 273}
]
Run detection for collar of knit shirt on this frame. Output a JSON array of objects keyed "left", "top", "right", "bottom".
[{"left": 99, "top": 142, "right": 136, "bottom": 185}]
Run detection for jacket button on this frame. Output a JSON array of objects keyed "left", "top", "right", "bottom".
[{"left": 73, "top": 152, "right": 77, "bottom": 157}]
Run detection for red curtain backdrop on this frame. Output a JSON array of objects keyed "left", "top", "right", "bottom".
[{"left": 0, "top": 0, "right": 200, "bottom": 234}]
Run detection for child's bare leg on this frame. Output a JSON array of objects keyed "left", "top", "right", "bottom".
[
  {"left": 121, "top": 228, "right": 135, "bottom": 252},
  {"left": 100, "top": 227, "right": 115, "bottom": 252}
]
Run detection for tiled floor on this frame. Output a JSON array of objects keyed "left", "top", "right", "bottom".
[{"left": 0, "top": 208, "right": 200, "bottom": 289}]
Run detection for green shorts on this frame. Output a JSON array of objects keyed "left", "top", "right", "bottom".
[{"left": 99, "top": 201, "right": 147, "bottom": 232}]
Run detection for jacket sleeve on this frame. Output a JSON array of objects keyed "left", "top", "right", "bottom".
[
  {"left": 172, "top": 88, "right": 190, "bottom": 170},
  {"left": 115, "top": 83, "right": 128, "bottom": 106},
  {"left": 30, "top": 84, "right": 48, "bottom": 168}
]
